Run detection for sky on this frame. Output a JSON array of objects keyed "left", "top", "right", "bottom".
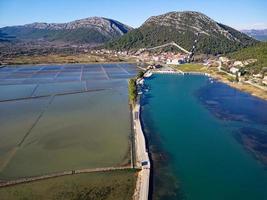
[{"left": 0, "top": 0, "right": 266, "bottom": 30}]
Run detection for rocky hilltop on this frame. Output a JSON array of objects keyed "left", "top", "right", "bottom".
[
  {"left": 108, "top": 11, "right": 257, "bottom": 54},
  {"left": 0, "top": 17, "right": 132, "bottom": 45},
  {"left": 144, "top": 11, "right": 240, "bottom": 41}
]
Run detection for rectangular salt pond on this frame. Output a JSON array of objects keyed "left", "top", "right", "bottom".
[
  {"left": 0, "top": 89, "right": 131, "bottom": 179},
  {"left": 0, "top": 84, "right": 37, "bottom": 101},
  {"left": 0, "top": 98, "right": 50, "bottom": 171},
  {"left": 0, "top": 63, "right": 137, "bottom": 180},
  {"left": 33, "top": 81, "right": 86, "bottom": 96}
]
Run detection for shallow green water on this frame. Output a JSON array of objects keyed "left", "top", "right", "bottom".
[
  {"left": 141, "top": 74, "right": 267, "bottom": 200},
  {"left": 0, "top": 87, "right": 131, "bottom": 179},
  {"left": 0, "top": 63, "right": 135, "bottom": 180}
]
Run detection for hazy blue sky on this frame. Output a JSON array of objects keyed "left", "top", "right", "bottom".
[{"left": 0, "top": 0, "right": 266, "bottom": 29}]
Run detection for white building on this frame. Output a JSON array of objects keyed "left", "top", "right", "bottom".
[
  {"left": 230, "top": 67, "right": 239, "bottom": 74},
  {"left": 219, "top": 57, "right": 230, "bottom": 63},
  {"left": 233, "top": 61, "right": 244, "bottom": 67},
  {"left": 152, "top": 56, "right": 159, "bottom": 62},
  {"left": 166, "top": 58, "right": 185, "bottom": 65},
  {"left": 263, "top": 76, "right": 267, "bottom": 85}
]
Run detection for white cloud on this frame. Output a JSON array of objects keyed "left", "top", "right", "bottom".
[{"left": 0, "top": 23, "right": 10, "bottom": 28}]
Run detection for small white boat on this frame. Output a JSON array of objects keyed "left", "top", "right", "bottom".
[
  {"left": 137, "top": 79, "right": 144, "bottom": 85},
  {"left": 144, "top": 71, "right": 152, "bottom": 78}
]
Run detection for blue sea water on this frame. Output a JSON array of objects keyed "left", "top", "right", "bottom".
[{"left": 141, "top": 74, "right": 267, "bottom": 200}]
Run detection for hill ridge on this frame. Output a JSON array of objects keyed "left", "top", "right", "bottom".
[
  {"left": 0, "top": 17, "right": 132, "bottom": 45},
  {"left": 107, "top": 11, "right": 257, "bottom": 54}
]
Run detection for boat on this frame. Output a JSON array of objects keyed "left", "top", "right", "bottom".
[{"left": 144, "top": 71, "right": 152, "bottom": 78}]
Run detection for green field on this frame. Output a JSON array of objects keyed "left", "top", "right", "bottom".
[
  {"left": 0, "top": 170, "right": 137, "bottom": 200},
  {"left": 0, "top": 87, "right": 131, "bottom": 180},
  {"left": 173, "top": 63, "right": 207, "bottom": 72},
  {"left": 229, "top": 42, "right": 267, "bottom": 73}
]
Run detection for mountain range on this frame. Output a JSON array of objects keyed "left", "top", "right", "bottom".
[
  {"left": 241, "top": 29, "right": 267, "bottom": 41},
  {"left": 0, "top": 11, "right": 259, "bottom": 55},
  {"left": 0, "top": 17, "right": 132, "bottom": 45}
]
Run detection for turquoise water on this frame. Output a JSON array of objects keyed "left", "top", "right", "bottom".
[{"left": 141, "top": 74, "right": 267, "bottom": 200}]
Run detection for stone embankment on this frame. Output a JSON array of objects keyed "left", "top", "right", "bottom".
[
  {"left": 153, "top": 70, "right": 211, "bottom": 76},
  {"left": 132, "top": 94, "right": 150, "bottom": 200}
]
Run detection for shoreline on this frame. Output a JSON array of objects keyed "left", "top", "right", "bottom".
[
  {"left": 152, "top": 69, "right": 267, "bottom": 101},
  {"left": 209, "top": 72, "right": 267, "bottom": 101},
  {"left": 132, "top": 94, "right": 150, "bottom": 200},
  {"left": 139, "top": 71, "right": 267, "bottom": 199},
  {"left": 138, "top": 72, "right": 267, "bottom": 199},
  {"left": 132, "top": 70, "right": 267, "bottom": 200}
]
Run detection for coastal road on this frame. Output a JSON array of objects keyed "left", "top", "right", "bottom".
[{"left": 132, "top": 95, "right": 150, "bottom": 200}]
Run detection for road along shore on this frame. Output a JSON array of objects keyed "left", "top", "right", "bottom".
[{"left": 132, "top": 93, "right": 150, "bottom": 200}]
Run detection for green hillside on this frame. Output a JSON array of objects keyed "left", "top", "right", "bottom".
[
  {"left": 107, "top": 26, "right": 255, "bottom": 55},
  {"left": 229, "top": 42, "right": 267, "bottom": 73},
  {"left": 1, "top": 27, "right": 111, "bottom": 44},
  {"left": 107, "top": 11, "right": 257, "bottom": 55}
]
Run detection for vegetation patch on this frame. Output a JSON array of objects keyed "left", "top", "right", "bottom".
[
  {"left": 107, "top": 22, "right": 256, "bottom": 54},
  {"left": 128, "top": 79, "right": 137, "bottom": 105},
  {"left": 174, "top": 63, "right": 207, "bottom": 72},
  {"left": 229, "top": 42, "right": 267, "bottom": 74},
  {"left": 128, "top": 70, "right": 144, "bottom": 105}
]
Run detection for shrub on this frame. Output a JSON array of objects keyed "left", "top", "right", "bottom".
[{"left": 128, "top": 79, "right": 137, "bottom": 104}]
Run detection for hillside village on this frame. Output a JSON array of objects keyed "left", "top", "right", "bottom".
[{"left": 91, "top": 48, "right": 267, "bottom": 88}]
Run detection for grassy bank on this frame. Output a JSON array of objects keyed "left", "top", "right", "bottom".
[
  {"left": 172, "top": 63, "right": 207, "bottom": 72},
  {"left": 128, "top": 71, "right": 144, "bottom": 105},
  {"left": 129, "top": 79, "right": 137, "bottom": 105},
  {"left": 0, "top": 170, "right": 137, "bottom": 200}
]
